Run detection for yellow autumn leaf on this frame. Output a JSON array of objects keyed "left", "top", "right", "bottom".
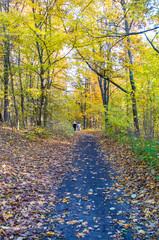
[
  {"left": 46, "top": 231, "right": 55, "bottom": 236},
  {"left": 62, "top": 198, "right": 69, "bottom": 203},
  {"left": 83, "top": 228, "right": 89, "bottom": 233},
  {"left": 5, "top": 213, "right": 13, "bottom": 219},
  {"left": 124, "top": 223, "right": 131, "bottom": 229}
]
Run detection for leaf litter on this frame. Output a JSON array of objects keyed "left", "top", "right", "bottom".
[
  {"left": 97, "top": 131, "right": 159, "bottom": 239},
  {"left": 0, "top": 127, "right": 74, "bottom": 239},
  {"left": 0, "top": 128, "right": 158, "bottom": 239}
]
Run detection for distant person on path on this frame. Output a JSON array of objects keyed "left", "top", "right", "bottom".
[
  {"left": 0, "top": 112, "right": 3, "bottom": 122},
  {"left": 73, "top": 121, "right": 77, "bottom": 131},
  {"left": 77, "top": 122, "right": 81, "bottom": 131}
]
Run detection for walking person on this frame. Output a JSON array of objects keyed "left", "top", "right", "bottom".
[
  {"left": 73, "top": 121, "right": 77, "bottom": 132},
  {"left": 0, "top": 112, "right": 3, "bottom": 123},
  {"left": 77, "top": 122, "right": 81, "bottom": 131}
]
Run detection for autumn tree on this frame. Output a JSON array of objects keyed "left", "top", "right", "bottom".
[
  {"left": 0, "top": 0, "right": 75, "bottom": 128},
  {"left": 0, "top": 0, "right": 11, "bottom": 122},
  {"left": 70, "top": 0, "right": 158, "bottom": 136},
  {"left": 0, "top": 0, "right": 158, "bottom": 138}
]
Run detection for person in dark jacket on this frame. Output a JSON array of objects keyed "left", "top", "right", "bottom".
[
  {"left": 0, "top": 112, "right": 3, "bottom": 122},
  {"left": 73, "top": 121, "right": 77, "bottom": 131}
]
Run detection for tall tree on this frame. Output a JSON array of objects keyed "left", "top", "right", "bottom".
[
  {"left": 72, "top": 0, "right": 157, "bottom": 134},
  {"left": 120, "top": 0, "right": 140, "bottom": 135},
  {"left": 1, "top": 0, "right": 10, "bottom": 122}
]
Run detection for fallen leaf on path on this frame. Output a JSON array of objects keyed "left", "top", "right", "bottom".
[
  {"left": 73, "top": 194, "right": 81, "bottom": 198},
  {"left": 66, "top": 220, "right": 79, "bottom": 225},
  {"left": 62, "top": 198, "right": 69, "bottom": 203},
  {"left": 76, "top": 232, "right": 86, "bottom": 238},
  {"left": 82, "top": 221, "right": 88, "bottom": 227},
  {"left": 46, "top": 231, "right": 56, "bottom": 236}
]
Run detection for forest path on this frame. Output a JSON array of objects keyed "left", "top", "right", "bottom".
[{"left": 44, "top": 133, "right": 136, "bottom": 240}]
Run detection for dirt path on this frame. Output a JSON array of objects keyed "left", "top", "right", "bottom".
[
  {"left": 1, "top": 129, "right": 157, "bottom": 239},
  {"left": 43, "top": 134, "right": 143, "bottom": 240}
]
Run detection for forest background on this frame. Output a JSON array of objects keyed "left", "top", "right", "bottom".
[{"left": 0, "top": 0, "right": 159, "bottom": 168}]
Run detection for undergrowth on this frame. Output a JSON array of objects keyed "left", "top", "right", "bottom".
[
  {"left": 105, "top": 127, "right": 159, "bottom": 173},
  {"left": 28, "top": 122, "right": 74, "bottom": 140}
]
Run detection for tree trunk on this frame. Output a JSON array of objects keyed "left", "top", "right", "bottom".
[
  {"left": 3, "top": 0, "right": 10, "bottom": 122},
  {"left": 18, "top": 49, "right": 25, "bottom": 126},
  {"left": 104, "top": 77, "right": 110, "bottom": 124},
  {"left": 98, "top": 76, "right": 110, "bottom": 125},
  {"left": 36, "top": 40, "right": 45, "bottom": 126},
  {"left": 38, "top": 70, "right": 45, "bottom": 126},
  {"left": 8, "top": 57, "right": 19, "bottom": 127},
  {"left": 83, "top": 115, "right": 87, "bottom": 129},
  {"left": 121, "top": 0, "right": 140, "bottom": 135},
  {"left": 127, "top": 41, "right": 140, "bottom": 134},
  {"left": 3, "top": 34, "right": 9, "bottom": 122},
  {"left": 43, "top": 95, "right": 48, "bottom": 128}
]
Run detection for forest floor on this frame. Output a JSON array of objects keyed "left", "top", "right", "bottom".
[{"left": 0, "top": 127, "right": 158, "bottom": 239}]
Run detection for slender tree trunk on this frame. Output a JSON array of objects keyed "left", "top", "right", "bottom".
[
  {"left": 83, "top": 78, "right": 88, "bottom": 129},
  {"left": 127, "top": 39, "right": 140, "bottom": 134},
  {"left": 97, "top": 40, "right": 111, "bottom": 127},
  {"left": 43, "top": 69, "right": 52, "bottom": 127},
  {"left": 8, "top": 58, "right": 19, "bottom": 127},
  {"left": 3, "top": 34, "right": 9, "bottom": 122},
  {"left": 43, "top": 95, "right": 48, "bottom": 127},
  {"left": 38, "top": 69, "right": 45, "bottom": 126},
  {"left": 104, "top": 77, "right": 110, "bottom": 124},
  {"left": 43, "top": 7, "right": 50, "bottom": 128},
  {"left": 121, "top": 0, "right": 140, "bottom": 135},
  {"left": 3, "top": 0, "right": 10, "bottom": 122},
  {"left": 84, "top": 101, "right": 87, "bottom": 129},
  {"left": 98, "top": 76, "right": 110, "bottom": 125},
  {"left": 36, "top": 40, "right": 45, "bottom": 126},
  {"left": 18, "top": 49, "right": 25, "bottom": 126}
]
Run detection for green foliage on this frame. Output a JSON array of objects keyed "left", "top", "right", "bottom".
[
  {"left": 22, "top": 132, "right": 35, "bottom": 140},
  {"left": 52, "top": 121, "right": 74, "bottom": 139},
  {"left": 105, "top": 126, "right": 159, "bottom": 172},
  {"left": 33, "top": 127, "right": 50, "bottom": 138},
  {"left": 22, "top": 122, "right": 74, "bottom": 140},
  {"left": 22, "top": 128, "right": 50, "bottom": 139},
  {"left": 131, "top": 138, "right": 159, "bottom": 168}
]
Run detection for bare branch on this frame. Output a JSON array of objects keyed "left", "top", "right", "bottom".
[
  {"left": 81, "top": 0, "right": 94, "bottom": 13},
  {"left": 88, "top": 26, "right": 159, "bottom": 39},
  {"left": 77, "top": 50, "right": 128, "bottom": 94},
  {"left": 145, "top": 34, "right": 159, "bottom": 54}
]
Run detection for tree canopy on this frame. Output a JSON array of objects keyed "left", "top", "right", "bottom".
[{"left": 0, "top": 0, "right": 158, "bottom": 138}]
